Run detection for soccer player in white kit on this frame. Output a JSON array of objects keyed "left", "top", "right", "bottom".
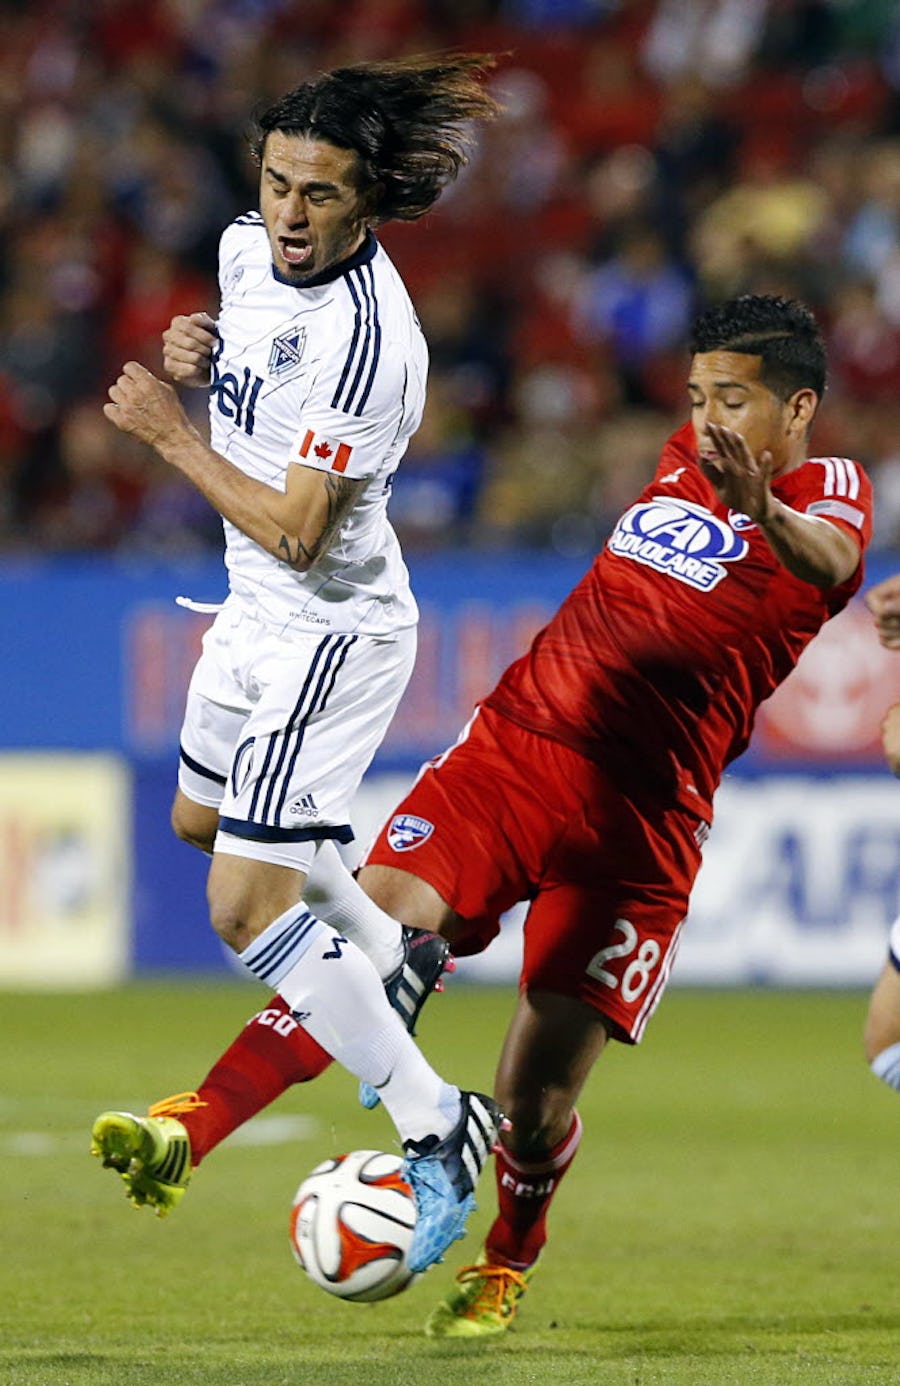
[{"left": 92, "top": 54, "right": 504, "bottom": 1273}]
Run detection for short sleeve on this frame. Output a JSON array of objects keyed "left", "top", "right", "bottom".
[
  {"left": 800, "top": 458, "right": 872, "bottom": 553},
  {"left": 287, "top": 333, "right": 412, "bottom": 481}
]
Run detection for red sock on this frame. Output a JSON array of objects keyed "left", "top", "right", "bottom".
[
  {"left": 163, "top": 996, "right": 333, "bottom": 1165},
  {"left": 484, "top": 1110, "right": 583, "bottom": 1270}
]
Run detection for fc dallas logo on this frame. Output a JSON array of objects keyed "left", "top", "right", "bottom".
[{"left": 297, "top": 428, "right": 352, "bottom": 473}]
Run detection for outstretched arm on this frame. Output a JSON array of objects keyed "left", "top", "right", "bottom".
[
  {"left": 104, "top": 360, "right": 364, "bottom": 569},
  {"left": 698, "top": 423, "right": 859, "bottom": 589}
]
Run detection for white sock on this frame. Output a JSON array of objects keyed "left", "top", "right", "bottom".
[
  {"left": 358, "top": 1018, "right": 461, "bottom": 1145},
  {"left": 306, "top": 839, "right": 404, "bottom": 979},
  {"left": 871, "top": 1041, "right": 900, "bottom": 1091},
  {"left": 239, "top": 904, "right": 458, "bottom": 1144}
]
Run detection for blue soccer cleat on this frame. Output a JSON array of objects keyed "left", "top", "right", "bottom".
[{"left": 402, "top": 1091, "right": 506, "bottom": 1274}]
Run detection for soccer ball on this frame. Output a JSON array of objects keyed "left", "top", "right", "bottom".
[{"left": 289, "top": 1150, "right": 421, "bottom": 1302}]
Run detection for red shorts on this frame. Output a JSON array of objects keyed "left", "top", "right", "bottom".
[{"left": 361, "top": 706, "right": 708, "bottom": 1043}]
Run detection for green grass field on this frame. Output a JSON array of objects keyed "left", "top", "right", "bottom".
[{"left": 2, "top": 980, "right": 898, "bottom": 1386}]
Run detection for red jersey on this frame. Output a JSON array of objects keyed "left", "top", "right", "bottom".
[{"left": 485, "top": 423, "right": 872, "bottom": 821}]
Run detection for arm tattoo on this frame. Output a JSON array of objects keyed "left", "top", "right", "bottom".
[
  {"left": 277, "top": 533, "right": 315, "bottom": 568},
  {"left": 277, "top": 473, "right": 366, "bottom": 570}
]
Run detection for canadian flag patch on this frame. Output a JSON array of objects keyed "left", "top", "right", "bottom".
[{"left": 297, "top": 428, "right": 353, "bottom": 473}]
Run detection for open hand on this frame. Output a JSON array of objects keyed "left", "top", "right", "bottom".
[{"left": 697, "top": 423, "right": 775, "bottom": 522}]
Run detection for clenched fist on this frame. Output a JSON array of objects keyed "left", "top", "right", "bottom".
[
  {"left": 104, "top": 361, "right": 191, "bottom": 453},
  {"left": 162, "top": 311, "right": 218, "bottom": 387}
]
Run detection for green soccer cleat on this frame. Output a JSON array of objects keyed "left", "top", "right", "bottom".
[
  {"left": 90, "top": 1095, "right": 198, "bottom": 1216},
  {"left": 424, "top": 1249, "right": 536, "bottom": 1338}
]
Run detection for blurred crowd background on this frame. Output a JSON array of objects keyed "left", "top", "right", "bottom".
[{"left": 4, "top": 0, "right": 900, "bottom": 560}]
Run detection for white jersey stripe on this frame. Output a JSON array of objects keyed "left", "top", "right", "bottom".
[
  {"left": 823, "top": 457, "right": 836, "bottom": 496},
  {"left": 817, "top": 456, "right": 860, "bottom": 500},
  {"left": 835, "top": 457, "right": 849, "bottom": 497},
  {"left": 633, "top": 916, "right": 685, "bottom": 1041}
]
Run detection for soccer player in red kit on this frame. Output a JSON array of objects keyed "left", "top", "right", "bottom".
[{"left": 93, "top": 296, "right": 872, "bottom": 1334}]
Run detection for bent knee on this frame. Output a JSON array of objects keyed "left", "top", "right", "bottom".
[
  {"left": 496, "top": 1087, "right": 575, "bottom": 1159},
  {"left": 207, "top": 898, "right": 251, "bottom": 952},
  {"left": 207, "top": 854, "right": 305, "bottom": 954}
]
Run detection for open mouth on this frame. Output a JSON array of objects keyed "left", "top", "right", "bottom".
[{"left": 279, "top": 238, "right": 312, "bottom": 269}]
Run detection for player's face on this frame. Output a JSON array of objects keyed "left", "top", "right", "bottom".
[
  {"left": 688, "top": 351, "right": 810, "bottom": 475},
  {"left": 260, "top": 133, "right": 371, "bottom": 282}
]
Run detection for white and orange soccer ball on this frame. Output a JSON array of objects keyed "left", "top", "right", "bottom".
[{"left": 289, "top": 1150, "right": 421, "bottom": 1302}]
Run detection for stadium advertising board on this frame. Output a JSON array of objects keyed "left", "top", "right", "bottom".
[
  {"left": 1, "top": 554, "right": 899, "bottom": 985},
  {"left": 0, "top": 753, "right": 130, "bottom": 986}
]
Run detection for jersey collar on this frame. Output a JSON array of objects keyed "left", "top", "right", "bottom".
[{"left": 270, "top": 229, "right": 378, "bottom": 288}]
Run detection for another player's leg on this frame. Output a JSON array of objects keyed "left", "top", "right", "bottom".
[
  {"left": 90, "top": 1104, "right": 194, "bottom": 1216},
  {"left": 864, "top": 918, "right": 900, "bottom": 1090},
  {"left": 91, "top": 997, "right": 332, "bottom": 1214},
  {"left": 92, "top": 859, "right": 462, "bottom": 1220},
  {"left": 426, "top": 990, "right": 606, "bottom": 1336}
]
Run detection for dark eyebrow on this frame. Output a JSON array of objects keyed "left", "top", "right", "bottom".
[
  {"left": 687, "top": 380, "right": 751, "bottom": 393},
  {"left": 263, "top": 165, "right": 340, "bottom": 195}
]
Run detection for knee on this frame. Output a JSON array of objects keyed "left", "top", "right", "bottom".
[
  {"left": 206, "top": 861, "right": 303, "bottom": 955},
  {"left": 495, "top": 1083, "right": 574, "bottom": 1160},
  {"left": 206, "top": 885, "right": 260, "bottom": 953}
]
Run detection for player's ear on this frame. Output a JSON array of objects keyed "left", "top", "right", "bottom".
[
  {"left": 786, "top": 386, "right": 818, "bottom": 436},
  {"left": 360, "top": 181, "right": 386, "bottom": 225}
]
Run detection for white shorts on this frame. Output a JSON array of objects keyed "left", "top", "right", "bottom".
[{"left": 178, "top": 599, "right": 416, "bottom": 871}]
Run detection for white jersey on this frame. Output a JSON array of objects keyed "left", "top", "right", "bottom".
[{"left": 208, "top": 214, "right": 425, "bottom": 638}]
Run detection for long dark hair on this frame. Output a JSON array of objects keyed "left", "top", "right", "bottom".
[{"left": 249, "top": 52, "right": 501, "bottom": 223}]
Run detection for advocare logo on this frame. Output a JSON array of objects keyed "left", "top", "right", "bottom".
[{"left": 608, "top": 496, "right": 749, "bottom": 592}]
